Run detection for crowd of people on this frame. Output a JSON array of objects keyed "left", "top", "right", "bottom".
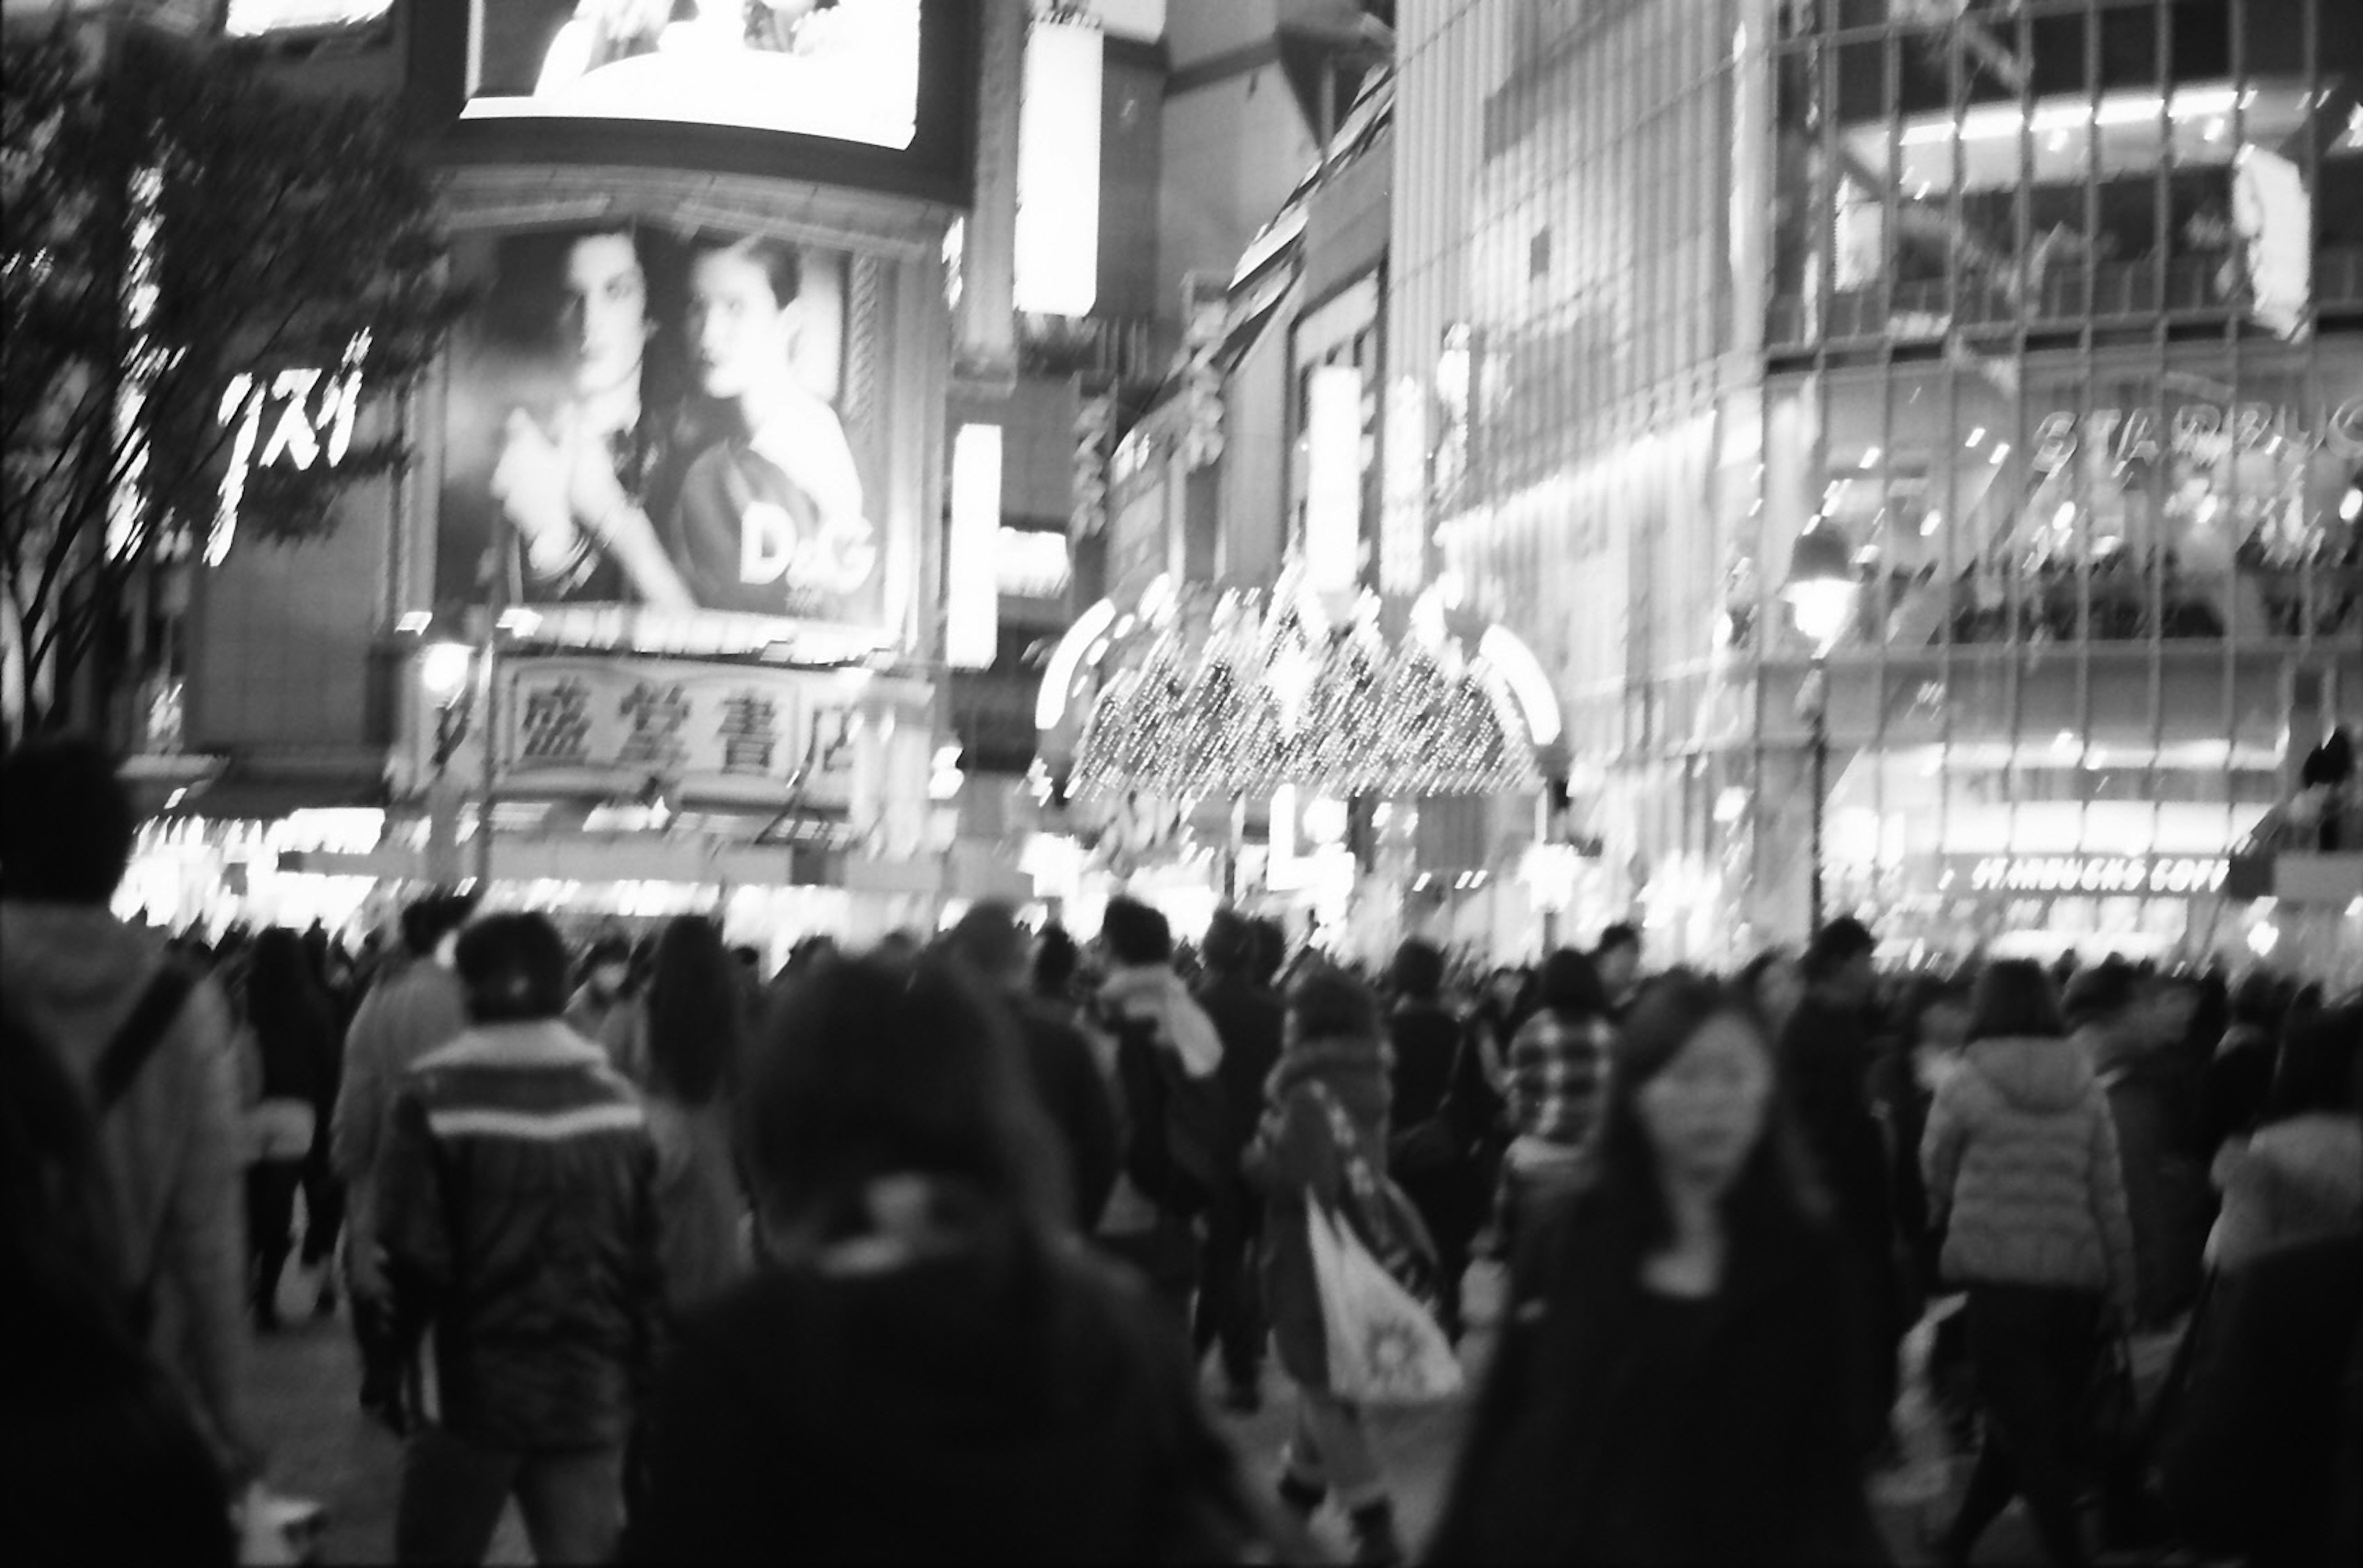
[{"left": 4, "top": 731, "right": 2359, "bottom": 1566}]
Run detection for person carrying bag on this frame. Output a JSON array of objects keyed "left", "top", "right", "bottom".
[
  {"left": 1300, "top": 1078, "right": 1461, "bottom": 1406},
  {"left": 1247, "top": 967, "right": 1452, "bottom": 1567}
]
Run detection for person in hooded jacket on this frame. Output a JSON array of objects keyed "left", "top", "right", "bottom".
[
  {"left": 622, "top": 949, "right": 1295, "bottom": 1563},
  {"left": 1244, "top": 966, "right": 1408, "bottom": 1567},
  {"left": 0, "top": 736, "right": 267, "bottom": 1492},
  {"left": 1921, "top": 959, "right": 2140, "bottom": 1568}
]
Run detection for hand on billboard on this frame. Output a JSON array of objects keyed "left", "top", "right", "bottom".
[
  {"left": 490, "top": 409, "right": 585, "bottom": 577},
  {"left": 560, "top": 415, "right": 697, "bottom": 614}
]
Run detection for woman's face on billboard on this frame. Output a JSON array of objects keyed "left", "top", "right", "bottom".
[
  {"left": 687, "top": 245, "right": 794, "bottom": 402},
  {"left": 559, "top": 232, "right": 649, "bottom": 397}
]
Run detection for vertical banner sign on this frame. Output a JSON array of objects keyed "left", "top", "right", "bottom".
[
  {"left": 945, "top": 423, "right": 1002, "bottom": 669},
  {"left": 1013, "top": 12, "right": 1103, "bottom": 316},
  {"left": 1305, "top": 362, "right": 1365, "bottom": 594}
]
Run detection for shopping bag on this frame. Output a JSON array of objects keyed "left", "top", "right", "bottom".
[
  {"left": 234, "top": 1482, "right": 323, "bottom": 1565},
  {"left": 1305, "top": 1202, "right": 1463, "bottom": 1406}
]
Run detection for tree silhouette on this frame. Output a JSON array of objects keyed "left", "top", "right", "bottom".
[{"left": 2, "top": 20, "right": 464, "bottom": 737}]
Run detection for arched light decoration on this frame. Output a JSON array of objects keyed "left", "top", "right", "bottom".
[
  {"left": 1474, "top": 626, "right": 1561, "bottom": 746},
  {"left": 1035, "top": 598, "right": 1118, "bottom": 730},
  {"left": 1056, "top": 578, "right": 1548, "bottom": 799}
]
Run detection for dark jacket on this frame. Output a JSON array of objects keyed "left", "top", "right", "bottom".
[
  {"left": 2159, "top": 1232, "right": 2363, "bottom": 1568},
  {"left": 1429, "top": 1195, "right": 1885, "bottom": 1565},
  {"left": 1780, "top": 993, "right": 1900, "bottom": 1259},
  {"left": 379, "top": 1021, "right": 661, "bottom": 1450},
  {"left": 1388, "top": 999, "right": 1495, "bottom": 1249},
  {"left": 2095, "top": 1049, "right": 2210, "bottom": 1324},
  {"left": 1242, "top": 1034, "right": 1391, "bottom": 1393},
  {"left": 250, "top": 988, "right": 335, "bottom": 1112},
  {"left": 1196, "top": 969, "right": 1284, "bottom": 1160},
  {"left": 1012, "top": 998, "right": 1122, "bottom": 1234},
  {"left": 623, "top": 1193, "right": 1277, "bottom": 1562}
]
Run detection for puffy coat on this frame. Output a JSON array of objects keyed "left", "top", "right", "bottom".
[
  {"left": 1922, "top": 1034, "right": 2138, "bottom": 1312},
  {"left": 378, "top": 1021, "right": 661, "bottom": 1449},
  {"left": 2207, "top": 1114, "right": 2363, "bottom": 1272}
]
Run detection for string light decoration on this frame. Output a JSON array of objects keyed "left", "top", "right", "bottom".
[{"left": 1067, "top": 583, "right": 1542, "bottom": 798}]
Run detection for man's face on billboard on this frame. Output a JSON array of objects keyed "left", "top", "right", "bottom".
[
  {"left": 687, "top": 246, "right": 795, "bottom": 402},
  {"left": 559, "top": 232, "right": 649, "bottom": 397}
]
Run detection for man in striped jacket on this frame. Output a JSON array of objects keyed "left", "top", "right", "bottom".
[{"left": 380, "top": 912, "right": 660, "bottom": 1564}]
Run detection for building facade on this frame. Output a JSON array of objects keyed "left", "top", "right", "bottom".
[{"left": 1397, "top": 0, "right": 2362, "bottom": 968}]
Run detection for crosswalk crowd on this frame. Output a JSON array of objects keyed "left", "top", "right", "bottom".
[{"left": 4, "top": 732, "right": 2358, "bottom": 1565}]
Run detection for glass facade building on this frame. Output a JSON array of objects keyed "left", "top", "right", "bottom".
[{"left": 1394, "top": 0, "right": 2363, "bottom": 963}]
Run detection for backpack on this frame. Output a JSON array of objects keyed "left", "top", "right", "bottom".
[
  {"left": 1, "top": 964, "right": 233, "bottom": 1562},
  {"left": 1108, "top": 1013, "right": 1229, "bottom": 1213},
  {"left": 90, "top": 966, "right": 199, "bottom": 1330}
]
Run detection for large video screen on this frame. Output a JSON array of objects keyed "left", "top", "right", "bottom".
[
  {"left": 462, "top": 0, "right": 921, "bottom": 150},
  {"left": 436, "top": 213, "right": 897, "bottom": 646}
]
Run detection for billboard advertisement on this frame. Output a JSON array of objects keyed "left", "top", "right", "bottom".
[
  {"left": 462, "top": 0, "right": 921, "bottom": 150},
  {"left": 436, "top": 212, "right": 898, "bottom": 646},
  {"left": 417, "top": 2, "right": 976, "bottom": 204}
]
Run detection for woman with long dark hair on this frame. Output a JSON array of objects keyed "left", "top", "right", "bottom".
[
  {"left": 1429, "top": 974, "right": 1883, "bottom": 1564},
  {"left": 635, "top": 915, "right": 751, "bottom": 1316},
  {"left": 1921, "top": 959, "right": 2137, "bottom": 1567},
  {"left": 239, "top": 927, "right": 335, "bottom": 1330},
  {"left": 624, "top": 949, "right": 1296, "bottom": 1562}
]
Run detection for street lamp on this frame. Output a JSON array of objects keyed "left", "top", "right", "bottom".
[
  {"left": 420, "top": 640, "right": 475, "bottom": 769},
  {"left": 1783, "top": 522, "right": 1858, "bottom": 934},
  {"left": 418, "top": 639, "right": 477, "bottom": 886}
]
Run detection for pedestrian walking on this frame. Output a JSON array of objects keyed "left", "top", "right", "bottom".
[
  {"left": 0, "top": 735, "right": 269, "bottom": 1492},
  {"left": 942, "top": 901, "right": 1121, "bottom": 1236},
  {"left": 1, "top": 1004, "right": 238, "bottom": 1564},
  {"left": 634, "top": 915, "right": 753, "bottom": 1318},
  {"left": 1429, "top": 974, "right": 1884, "bottom": 1564},
  {"left": 1193, "top": 907, "right": 1287, "bottom": 1409},
  {"left": 1383, "top": 938, "right": 1493, "bottom": 1344},
  {"left": 381, "top": 913, "right": 660, "bottom": 1564},
  {"left": 1592, "top": 922, "right": 1643, "bottom": 1017},
  {"left": 1780, "top": 915, "right": 1909, "bottom": 1458},
  {"left": 1246, "top": 966, "right": 1409, "bottom": 1566},
  {"left": 330, "top": 888, "right": 476, "bottom": 1431},
  {"left": 234, "top": 927, "right": 338, "bottom": 1331},
  {"left": 1094, "top": 897, "right": 1226, "bottom": 1323},
  {"left": 1498, "top": 947, "right": 1615, "bottom": 1257},
  {"left": 1921, "top": 959, "right": 2138, "bottom": 1568},
  {"left": 2203, "top": 1001, "right": 2361, "bottom": 1273},
  {"left": 622, "top": 950, "right": 1297, "bottom": 1562}
]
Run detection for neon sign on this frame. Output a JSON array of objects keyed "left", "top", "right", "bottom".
[
  {"left": 209, "top": 330, "right": 368, "bottom": 566},
  {"left": 2031, "top": 395, "right": 2363, "bottom": 473},
  {"left": 1966, "top": 854, "right": 2229, "bottom": 896}
]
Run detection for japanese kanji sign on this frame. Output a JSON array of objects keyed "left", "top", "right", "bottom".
[{"left": 499, "top": 657, "right": 858, "bottom": 805}]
